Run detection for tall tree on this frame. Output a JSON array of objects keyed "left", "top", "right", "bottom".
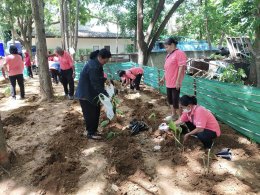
[
  {"left": 137, "top": 0, "right": 185, "bottom": 65},
  {"left": 68, "top": 0, "right": 80, "bottom": 57},
  {"left": 249, "top": 0, "right": 260, "bottom": 87},
  {"left": 31, "top": 0, "right": 54, "bottom": 100},
  {"left": 0, "top": 0, "right": 34, "bottom": 56}
]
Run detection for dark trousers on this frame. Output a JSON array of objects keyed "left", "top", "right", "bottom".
[
  {"left": 50, "top": 69, "right": 61, "bottom": 84},
  {"left": 9, "top": 74, "right": 25, "bottom": 98},
  {"left": 186, "top": 122, "right": 217, "bottom": 148},
  {"left": 79, "top": 100, "right": 101, "bottom": 136},
  {"left": 60, "top": 68, "right": 74, "bottom": 96},
  {"left": 26, "top": 66, "right": 33, "bottom": 78},
  {"left": 130, "top": 74, "right": 142, "bottom": 90},
  {"left": 167, "top": 88, "right": 180, "bottom": 109}
]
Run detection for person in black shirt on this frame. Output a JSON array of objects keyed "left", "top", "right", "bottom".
[{"left": 75, "top": 49, "right": 111, "bottom": 140}]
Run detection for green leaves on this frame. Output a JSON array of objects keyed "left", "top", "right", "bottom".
[
  {"left": 175, "top": 0, "right": 256, "bottom": 45},
  {"left": 101, "top": 120, "right": 110, "bottom": 127},
  {"left": 219, "top": 64, "right": 247, "bottom": 84}
]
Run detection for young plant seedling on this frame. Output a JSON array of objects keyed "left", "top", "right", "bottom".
[
  {"left": 106, "top": 131, "right": 118, "bottom": 140},
  {"left": 116, "top": 109, "right": 124, "bottom": 116},
  {"left": 168, "top": 120, "right": 183, "bottom": 148},
  {"left": 148, "top": 113, "right": 156, "bottom": 120},
  {"left": 101, "top": 120, "right": 110, "bottom": 128},
  {"left": 202, "top": 144, "right": 214, "bottom": 175}
]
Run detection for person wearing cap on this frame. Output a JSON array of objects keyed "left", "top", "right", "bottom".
[
  {"left": 118, "top": 67, "right": 144, "bottom": 90},
  {"left": 3, "top": 45, "right": 25, "bottom": 99},
  {"left": 160, "top": 37, "right": 187, "bottom": 120},
  {"left": 175, "top": 95, "right": 221, "bottom": 149},
  {"left": 51, "top": 47, "right": 75, "bottom": 100}
]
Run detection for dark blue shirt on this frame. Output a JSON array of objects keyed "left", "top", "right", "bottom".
[{"left": 75, "top": 59, "right": 108, "bottom": 104}]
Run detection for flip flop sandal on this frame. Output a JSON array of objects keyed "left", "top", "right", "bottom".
[{"left": 87, "top": 134, "right": 102, "bottom": 140}]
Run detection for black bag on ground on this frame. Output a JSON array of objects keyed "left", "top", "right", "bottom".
[{"left": 129, "top": 119, "right": 149, "bottom": 136}]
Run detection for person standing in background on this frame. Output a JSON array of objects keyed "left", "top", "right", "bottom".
[
  {"left": 160, "top": 37, "right": 187, "bottom": 120},
  {"left": 51, "top": 47, "right": 75, "bottom": 100},
  {"left": 24, "top": 51, "right": 33, "bottom": 78},
  {"left": 3, "top": 46, "right": 25, "bottom": 100}
]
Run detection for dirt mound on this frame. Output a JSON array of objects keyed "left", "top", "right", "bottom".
[
  {"left": 105, "top": 132, "right": 144, "bottom": 183},
  {"left": 32, "top": 110, "right": 88, "bottom": 194},
  {"left": 124, "top": 97, "right": 163, "bottom": 131},
  {"left": 172, "top": 152, "right": 188, "bottom": 165},
  {"left": 2, "top": 105, "right": 39, "bottom": 126},
  {"left": 3, "top": 114, "right": 26, "bottom": 126}
]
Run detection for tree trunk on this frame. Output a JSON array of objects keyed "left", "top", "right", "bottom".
[
  {"left": 253, "top": 2, "right": 260, "bottom": 87},
  {"left": 60, "top": 0, "right": 65, "bottom": 49},
  {"left": 137, "top": 0, "right": 184, "bottom": 66},
  {"left": 137, "top": 0, "right": 148, "bottom": 66},
  {"left": 63, "top": 0, "right": 70, "bottom": 51},
  {"left": 31, "top": 0, "right": 53, "bottom": 100},
  {"left": 205, "top": 0, "right": 212, "bottom": 50},
  {"left": 249, "top": 2, "right": 260, "bottom": 87},
  {"left": 0, "top": 115, "right": 9, "bottom": 168},
  {"left": 73, "top": 0, "right": 79, "bottom": 59}
]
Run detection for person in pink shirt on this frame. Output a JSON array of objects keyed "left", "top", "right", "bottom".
[
  {"left": 53, "top": 47, "right": 75, "bottom": 100},
  {"left": 175, "top": 95, "right": 221, "bottom": 149},
  {"left": 24, "top": 51, "right": 33, "bottom": 78},
  {"left": 3, "top": 45, "right": 25, "bottom": 99},
  {"left": 118, "top": 67, "right": 144, "bottom": 90},
  {"left": 160, "top": 38, "right": 187, "bottom": 120}
]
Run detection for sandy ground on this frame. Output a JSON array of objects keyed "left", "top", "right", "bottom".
[{"left": 0, "top": 77, "right": 259, "bottom": 195}]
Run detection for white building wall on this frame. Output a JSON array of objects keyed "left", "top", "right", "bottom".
[{"left": 32, "top": 37, "right": 133, "bottom": 54}]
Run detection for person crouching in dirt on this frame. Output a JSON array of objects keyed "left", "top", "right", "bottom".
[
  {"left": 117, "top": 67, "right": 143, "bottom": 90},
  {"left": 75, "top": 49, "right": 112, "bottom": 140},
  {"left": 174, "top": 95, "right": 221, "bottom": 149}
]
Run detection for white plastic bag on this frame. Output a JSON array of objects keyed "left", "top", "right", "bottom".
[
  {"left": 99, "top": 93, "right": 114, "bottom": 120},
  {"left": 105, "top": 84, "right": 115, "bottom": 99},
  {"left": 159, "top": 123, "right": 169, "bottom": 131}
]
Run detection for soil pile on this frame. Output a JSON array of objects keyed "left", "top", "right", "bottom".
[
  {"left": 104, "top": 132, "right": 145, "bottom": 183},
  {"left": 32, "top": 109, "right": 87, "bottom": 194}
]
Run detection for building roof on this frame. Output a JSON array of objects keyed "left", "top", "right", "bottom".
[{"left": 33, "top": 29, "right": 132, "bottom": 39}]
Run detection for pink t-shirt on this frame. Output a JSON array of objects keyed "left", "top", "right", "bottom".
[
  {"left": 180, "top": 105, "right": 221, "bottom": 136},
  {"left": 123, "top": 67, "right": 144, "bottom": 82},
  {"left": 58, "top": 51, "right": 73, "bottom": 70},
  {"left": 5, "top": 54, "right": 24, "bottom": 76},
  {"left": 164, "top": 49, "right": 187, "bottom": 88}
]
